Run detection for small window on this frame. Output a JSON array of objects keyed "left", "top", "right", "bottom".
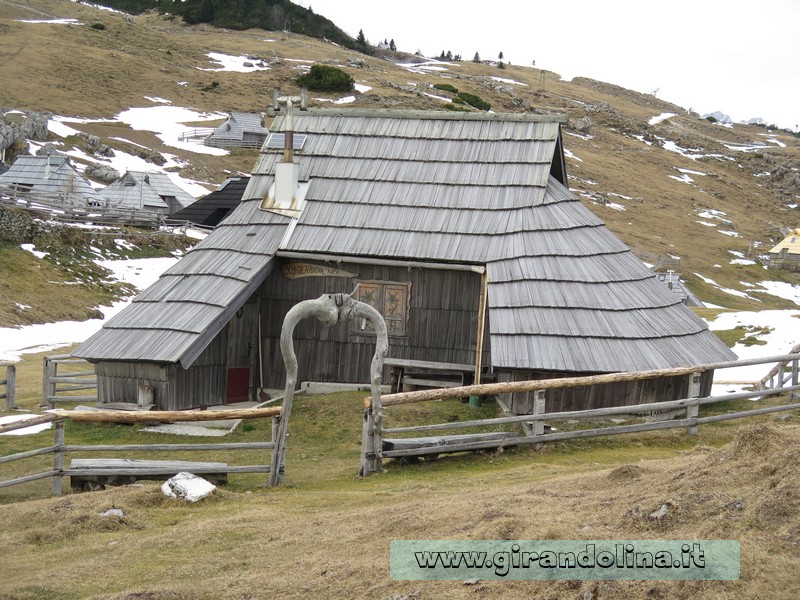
[{"left": 352, "top": 280, "right": 411, "bottom": 337}]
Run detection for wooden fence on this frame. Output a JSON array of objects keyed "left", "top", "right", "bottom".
[
  {"left": 1, "top": 186, "right": 164, "bottom": 228},
  {"left": 360, "top": 353, "right": 800, "bottom": 473},
  {"left": 1, "top": 364, "right": 15, "bottom": 409},
  {"left": 42, "top": 355, "right": 97, "bottom": 409},
  {"left": 759, "top": 344, "right": 800, "bottom": 390},
  {"left": 0, "top": 407, "right": 283, "bottom": 496}
]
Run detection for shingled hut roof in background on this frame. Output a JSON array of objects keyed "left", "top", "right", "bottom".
[
  {"left": 74, "top": 109, "right": 735, "bottom": 371},
  {"left": 204, "top": 112, "right": 270, "bottom": 148},
  {"left": 99, "top": 171, "right": 196, "bottom": 215},
  {"left": 166, "top": 176, "right": 249, "bottom": 227},
  {"left": 0, "top": 155, "right": 103, "bottom": 205}
]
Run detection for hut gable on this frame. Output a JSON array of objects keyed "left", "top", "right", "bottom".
[
  {"left": 204, "top": 112, "right": 269, "bottom": 149},
  {"left": 769, "top": 228, "right": 800, "bottom": 257},
  {"left": 74, "top": 109, "right": 735, "bottom": 409},
  {"left": 0, "top": 155, "right": 103, "bottom": 206},
  {"left": 100, "top": 171, "right": 196, "bottom": 216}
]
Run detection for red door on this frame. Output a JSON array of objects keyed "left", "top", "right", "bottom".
[{"left": 226, "top": 367, "right": 250, "bottom": 403}]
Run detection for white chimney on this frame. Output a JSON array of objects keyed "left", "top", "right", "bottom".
[{"left": 262, "top": 91, "right": 307, "bottom": 217}]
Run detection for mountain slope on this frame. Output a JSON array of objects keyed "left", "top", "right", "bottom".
[{"left": 0, "top": 0, "right": 798, "bottom": 314}]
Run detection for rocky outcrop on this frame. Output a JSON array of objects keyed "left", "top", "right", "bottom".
[{"left": 0, "top": 110, "right": 50, "bottom": 153}]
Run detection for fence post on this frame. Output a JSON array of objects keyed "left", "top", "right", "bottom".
[
  {"left": 52, "top": 419, "right": 65, "bottom": 496},
  {"left": 792, "top": 359, "right": 799, "bottom": 400},
  {"left": 522, "top": 390, "right": 546, "bottom": 446},
  {"left": 3, "top": 365, "right": 15, "bottom": 409},
  {"left": 686, "top": 373, "right": 701, "bottom": 435},
  {"left": 42, "top": 356, "right": 57, "bottom": 409}
]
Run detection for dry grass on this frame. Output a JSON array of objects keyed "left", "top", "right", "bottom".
[{"left": 1, "top": 417, "right": 800, "bottom": 599}]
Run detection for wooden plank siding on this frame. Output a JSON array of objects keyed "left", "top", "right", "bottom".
[
  {"left": 257, "top": 259, "right": 491, "bottom": 388},
  {"left": 496, "top": 369, "right": 715, "bottom": 414}
]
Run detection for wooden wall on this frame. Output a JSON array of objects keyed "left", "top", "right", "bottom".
[
  {"left": 94, "top": 297, "right": 260, "bottom": 410},
  {"left": 496, "top": 369, "right": 716, "bottom": 414},
  {"left": 257, "top": 259, "right": 489, "bottom": 388}
]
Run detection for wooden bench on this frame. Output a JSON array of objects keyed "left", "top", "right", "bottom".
[
  {"left": 384, "top": 358, "right": 476, "bottom": 394},
  {"left": 68, "top": 458, "right": 229, "bottom": 491}
]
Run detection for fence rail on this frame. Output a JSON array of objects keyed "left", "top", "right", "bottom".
[
  {"left": 759, "top": 344, "right": 800, "bottom": 390},
  {"left": 0, "top": 407, "right": 283, "bottom": 496},
  {"left": 1, "top": 364, "right": 15, "bottom": 409},
  {"left": 361, "top": 353, "right": 800, "bottom": 471},
  {"left": 42, "top": 355, "right": 97, "bottom": 409},
  {"left": 1, "top": 185, "right": 164, "bottom": 228}
]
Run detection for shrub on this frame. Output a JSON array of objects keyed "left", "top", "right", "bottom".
[
  {"left": 457, "top": 92, "right": 491, "bottom": 111},
  {"left": 433, "top": 83, "right": 458, "bottom": 94},
  {"left": 90, "top": 22, "right": 106, "bottom": 30},
  {"left": 705, "top": 116, "right": 718, "bottom": 123},
  {"left": 296, "top": 64, "right": 354, "bottom": 92}
]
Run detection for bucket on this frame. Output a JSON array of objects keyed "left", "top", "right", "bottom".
[{"left": 468, "top": 395, "right": 482, "bottom": 408}]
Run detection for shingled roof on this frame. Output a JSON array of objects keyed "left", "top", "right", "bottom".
[
  {"left": 0, "top": 155, "right": 102, "bottom": 205},
  {"left": 75, "top": 109, "right": 735, "bottom": 372},
  {"left": 99, "top": 171, "right": 196, "bottom": 215}
]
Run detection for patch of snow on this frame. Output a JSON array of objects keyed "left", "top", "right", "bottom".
[
  {"left": 730, "top": 259, "right": 757, "bottom": 266},
  {"left": 490, "top": 76, "right": 527, "bottom": 86},
  {"left": 115, "top": 106, "right": 228, "bottom": 156},
  {"left": 693, "top": 273, "right": 760, "bottom": 301},
  {"left": 198, "top": 52, "right": 270, "bottom": 73},
  {"left": 648, "top": 112, "right": 676, "bottom": 125},
  {"left": 17, "top": 18, "right": 81, "bottom": 25},
  {"left": 422, "top": 92, "right": 452, "bottom": 103},
  {"left": 632, "top": 134, "right": 653, "bottom": 145},
  {"left": 706, "top": 310, "right": 800, "bottom": 388},
  {"left": 696, "top": 221, "right": 717, "bottom": 227},
  {"left": 145, "top": 96, "right": 172, "bottom": 105},
  {"left": 0, "top": 415, "right": 52, "bottom": 436},
  {"left": 718, "top": 230, "right": 741, "bottom": 238},
  {"left": 354, "top": 83, "right": 372, "bottom": 93},
  {"left": 670, "top": 173, "right": 694, "bottom": 184},
  {"left": 0, "top": 256, "right": 177, "bottom": 362},
  {"left": 752, "top": 281, "right": 800, "bottom": 306},
  {"left": 563, "top": 148, "right": 582, "bottom": 162},
  {"left": 15, "top": 303, "right": 31, "bottom": 310},
  {"left": 21, "top": 243, "right": 48, "bottom": 258},
  {"left": 314, "top": 96, "right": 356, "bottom": 105},
  {"left": 678, "top": 168, "right": 706, "bottom": 176},
  {"left": 71, "top": 0, "right": 123, "bottom": 12},
  {"left": 606, "top": 203, "right": 626, "bottom": 211}
]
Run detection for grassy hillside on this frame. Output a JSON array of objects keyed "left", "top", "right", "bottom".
[
  {"left": 1, "top": 364, "right": 799, "bottom": 598},
  {"left": 1, "top": 0, "right": 797, "bottom": 319}
]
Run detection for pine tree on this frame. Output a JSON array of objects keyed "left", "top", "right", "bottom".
[
  {"left": 446, "top": 50, "right": 452, "bottom": 60},
  {"left": 473, "top": 52, "right": 481, "bottom": 63},
  {"left": 498, "top": 51, "right": 504, "bottom": 60},
  {"left": 389, "top": 38, "right": 396, "bottom": 51},
  {"left": 357, "top": 29, "right": 366, "bottom": 46}
]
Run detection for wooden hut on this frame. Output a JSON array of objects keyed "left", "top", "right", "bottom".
[
  {"left": 100, "top": 171, "right": 196, "bottom": 216},
  {"left": 166, "top": 177, "right": 248, "bottom": 228},
  {"left": 768, "top": 228, "right": 800, "bottom": 271},
  {"left": 204, "top": 112, "right": 269, "bottom": 149},
  {"left": 74, "top": 109, "right": 735, "bottom": 412},
  {"left": 0, "top": 155, "right": 103, "bottom": 206}
]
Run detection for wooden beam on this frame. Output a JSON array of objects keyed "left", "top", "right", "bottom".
[
  {"left": 473, "top": 271, "right": 488, "bottom": 386},
  {"left": 381, "top": 365, "right": 707, "bottom": 406},
  {"left": 52, "top": 406, "right": 281, "bottom": 423}
]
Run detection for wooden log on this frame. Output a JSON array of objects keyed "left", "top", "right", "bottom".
[
  {"left": 380, "top": 353, "right": 800, "bottom": 407},
  {"left": 52, "top": 406, "right": 281, "bottom": 423},
  {"left": 382, "top": 418, "right": 695, "bottom": 458},
  {"left": 402, "top": 377, "right": 462, "bottom": 389},
  {"left": 383, "top": 431, "right": 519, "bottom": 451},
  {"left": 64, "top": 442, "right": 275, "bottom": 452}
]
